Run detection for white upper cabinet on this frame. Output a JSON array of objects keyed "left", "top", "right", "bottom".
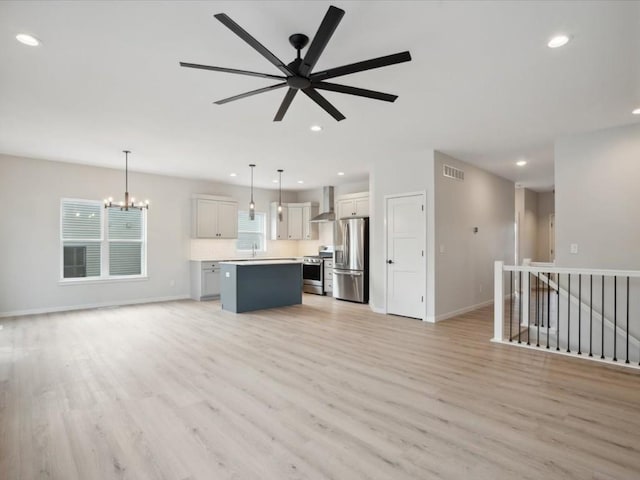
[
  {"left": 336, "top": 192, "right": 369, "bottom": 219},
  {"left": 270, "top": 202, "right": 318, "bottom": 240},
  {"left": 216, "top": 201, "right": 239, "bottom": 238},
  {"left": 270, "top": 202, "right": 288, "bottom": 240},
  {"left": 192, "top": 195, "right": 238, "bottom": 239},
  {"left": 302, "top": 203, "right": 319, "bottom": 240},
  {"left": 287, "top": 205, "right": 303, "bottom": 240}
]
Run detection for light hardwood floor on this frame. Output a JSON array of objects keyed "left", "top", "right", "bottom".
[{"left": 1, "top": 295, "right": 640, "bottom": 479}]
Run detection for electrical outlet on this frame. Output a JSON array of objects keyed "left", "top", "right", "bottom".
[
  {"left": 570, "top": 243, "right": 578, "bottom": 254},
  {"left": 169, "top": 279, "right": 175, "bottom": 287},
  {"left": 439, "top": 244, "right": 445, "bottom": 254}
]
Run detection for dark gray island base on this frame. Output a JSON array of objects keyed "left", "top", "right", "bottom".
[{"left": 219, "top": 260, "right": 303, "bottom": 313}]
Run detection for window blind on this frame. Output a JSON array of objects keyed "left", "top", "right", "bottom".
[
  {"left": 61, "top": 200, "right": 102, "bottom": 278},
  {"left": 237, "top": 211, "right": 265, "bottom": 251}
]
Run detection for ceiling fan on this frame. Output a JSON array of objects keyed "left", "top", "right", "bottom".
[{"left": 179, "top": 5, "right": 411, "bottom": 122}]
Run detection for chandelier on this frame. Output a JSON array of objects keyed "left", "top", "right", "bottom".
[{"left": 104, "top": 150, "right": 149, "bottom": 211}]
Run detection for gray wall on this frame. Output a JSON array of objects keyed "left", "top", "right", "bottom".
[
  {"left": 555, "top": 123, "right": 640, "bottom": 269},
  {"left": 370, "top": 150, "right": 436, "bottom": 320},
  {"left": 536, "top": 191, "right": 555, "bottom": 262},
  {"left": 0, "top": 154, "right": 298, "bottom": 315},
  {"left": 434, "top": 152, "right": 515, "bottom": 319},
  {"left": 515, "top": 188, "right": 538, "bottom": 264}
]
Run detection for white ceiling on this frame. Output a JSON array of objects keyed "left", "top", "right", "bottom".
[{"left": 1, "top": 1, "right": 639, "bottom": 191}]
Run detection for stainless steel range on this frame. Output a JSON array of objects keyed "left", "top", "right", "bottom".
[{"left": 303, "top": 246, "right": 333, "bottom": 295}]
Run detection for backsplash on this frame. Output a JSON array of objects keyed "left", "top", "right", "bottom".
[{"left": 190, "top": 239, "right": 301, "bottom": 261}]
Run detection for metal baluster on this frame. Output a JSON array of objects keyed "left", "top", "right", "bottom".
[
  {"left": 527, "top": 272, "right": 531, "bottom": 346},
  {"left": 540, "top": 273, "right": 549, "bottom": 328},
  {"left": 626, "top": 276, "right": 630, "bottom": 364},
  {"left": 578, "top": 274, "right": 582, "bottom": 355},
  {"left": 567, "top": 274, "right": 571, "bottom": 353},
  {"left": 601, "top": 275, "right": 605, "bottom": 360},
  {"left": 556, "top": 273, "right": 561, "bottom": 352},
  {"left": 536, "top": 273, "right": 540, "bottom": 347},
  {"left": 509, "top": 271, "right": 513, "bottom": 342},
  {"left": 613, "top": 276, "right": 617, "bottom": 362},
  {"left": 589, "top": 275, "right": 593, "bottom": 357},
  {"left": 546, "top": 272, "right": 550, "bottom": 349},
  {"left": 518, "top": 271, "right": 522, "bottom": 344}
]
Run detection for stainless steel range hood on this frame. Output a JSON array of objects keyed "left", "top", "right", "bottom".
[{"left": 310, "top": 186, "right": 335, "bottom": 222}]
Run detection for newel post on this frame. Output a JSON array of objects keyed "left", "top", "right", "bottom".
[{"left": 493, "top": 261, "right": 504, "bottom": 342}]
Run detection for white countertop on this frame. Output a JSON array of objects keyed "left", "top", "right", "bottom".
[
  {"left": 191, "top": 257, "right": 301, "bottom": 263},
  {"left": 220, "top": 259, "right": 303, "bottom": 266}
]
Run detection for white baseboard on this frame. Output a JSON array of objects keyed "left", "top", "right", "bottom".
[
  {"left": 0, "top": 295, "right": 191, "bottom": 318},
  {"left": 435, "top": 299, "right": 494, "bottom": 322},
  {"left": 369, "top": 304, "right": 385, "bottom": 314}
]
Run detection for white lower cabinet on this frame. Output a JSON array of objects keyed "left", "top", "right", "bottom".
[
  {"left": 190, "top": 261, "right": 221, "bottom": 300},
  {"left": 324, "top": 259, "right": 333, "bottom": 295}
]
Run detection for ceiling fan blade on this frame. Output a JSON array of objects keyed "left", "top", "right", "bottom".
[
  {"left": 310, "top": 51, "right": 412, "bottom": 81},
  {"left": 274, "top": 88, "right": 299, "bottom": 122},
  {"left": 299, "top": 6, "right": 345, "bottom": 77},
  {"left": 179, "top": 62, "right": 286, "bottom": 80},
  {"left": 312, "top": 81, "right": 398, "bottom": 102},
  {"left": 214, "top": 82, "right": 287, "bottom": 105},
  {"left": 214, "top": 13, "right": 293, "bottom": 76},
  {"left": 301, "top": 88, "right": 345, "bottom": 121}
]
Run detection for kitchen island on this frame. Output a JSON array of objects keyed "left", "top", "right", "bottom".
[{"left": 219, "top": 260, "right": 303, "bottom": 313}]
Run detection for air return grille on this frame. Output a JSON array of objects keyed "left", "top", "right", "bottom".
[{"left": 443, "top": 164, "right": 464, "bottom": 181}]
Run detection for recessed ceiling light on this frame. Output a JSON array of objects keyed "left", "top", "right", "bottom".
[
  {"left": 297, "top": 180, "right": 304, "bottom": 184},
  {"left": 337, "top": 172, "right": 345, "bottom": 176},
  {"left": 272, "top": 179, "right": 278, "bottom": 183},
  {"left": 229, "top": 173, "right": 237, "bottom": 177},
  {"left": 547, "top": 35, "right": 570, "bottom": 49},
  {"left": 310, "top": 125, "right": 322, "bottom": 132},
  {"left": 516, "top": 160, "right": 527, "bottom": 167},
  {"left": 16, "top": 33, "right": 40, "bottom": 46},
  {"left": 633, "top": 108, "right": 640, "bottom": 115}
]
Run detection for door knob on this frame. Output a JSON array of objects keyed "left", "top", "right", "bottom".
[{"left": 387, "top": 260, "right": 394, "bottom": 264}]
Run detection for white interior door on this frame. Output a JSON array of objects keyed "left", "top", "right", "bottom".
[{"left": 386, "top": 194, "right": 425, "bottom": 319}]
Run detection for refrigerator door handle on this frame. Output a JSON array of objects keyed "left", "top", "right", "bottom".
[
  {"left": 334, "top": 271, "right": 362, "bottom": 277},
  {"left": 345, "top": 222, "right": 350, "bottom": 267}
]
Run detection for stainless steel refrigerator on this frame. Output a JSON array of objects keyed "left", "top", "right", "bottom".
[{"left": 333, "top": 217, "right": 369, "bottom": 303}]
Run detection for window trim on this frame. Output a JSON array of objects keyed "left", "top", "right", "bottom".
[
  {"left": 59, "top": 198, "right": 148, "bottom": 283},
  {"left": 236, "top": 210, "right": 267, "bottom": 253}
]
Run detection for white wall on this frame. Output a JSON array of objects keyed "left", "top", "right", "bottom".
[
  {"left": 536, "top": 191, "right": 555, "bottom": 262},
  {"left": 555, "top": 122, "right": 640, "bottom": 269},
  {"left": 434, "top": 152, "right": 515, "bottom": 320},
  {"left": 370, "top": 150, "right": 436, "bottom": 320},
  {"left": 0, "top": 154, "right": 299, "bottom": 316},
  {"left": 515, "top": 187, "right": 538, "bottom": 264},
  {"left": 295, "top": 181, "right": 370, "bottom": 256}
]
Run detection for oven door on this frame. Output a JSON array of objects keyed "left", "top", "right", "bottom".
[{"left": 302, "top": 261, "right": 324, "bottom": 294}]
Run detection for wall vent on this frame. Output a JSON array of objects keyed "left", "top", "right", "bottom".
[{"left": 443, "top": 164, "right": 464, "bottom": 181}]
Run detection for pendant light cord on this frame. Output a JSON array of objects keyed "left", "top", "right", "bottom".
[{"left": 124, "top": 150, "right": 129, "bottom": 193}]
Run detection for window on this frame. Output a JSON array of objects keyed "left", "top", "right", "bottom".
[
  {"left": 236, "top": 210, "right": 266, "bottom": 252},
  {"left": 60, "top": 199, "right": 146, "bottom": 280}
]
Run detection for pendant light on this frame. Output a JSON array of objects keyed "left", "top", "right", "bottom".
[
  {"left": 277, "top": 169, "right": 284, "bottom": 222},
  {"left": 249, "top": 164, "right": 256, "bottom": 220},
  {"left": 104, "top": 150, "right": 149, "bottom": 211}
]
